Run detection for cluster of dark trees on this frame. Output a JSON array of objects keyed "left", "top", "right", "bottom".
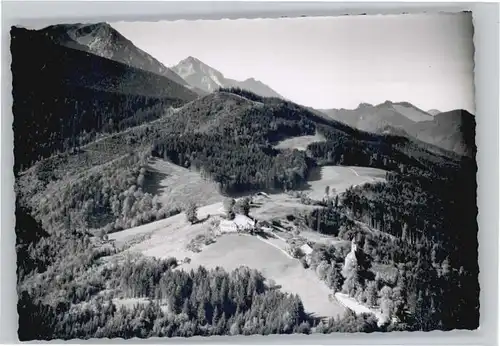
[
  {"left": 222, "top": 197, "right": 251, "bottom": 219},
  {"left": 337, "top": 167, "right": 478, "bottom": 330},
  {"left": 307, "top": 136, "right": 406, "bottom": 172},
  {"left": 341, "top": 163, "right": 477, "bottom": 272},
  {"left": 152, "top": 133, "right": 313, "bottom": 194},
  {"left": 301, "top": 214, "right": 455, "bottom": 330},
  {"left": 294, "top": 142, "right": 477, "bottom": 331},
  {"left": 18, "top": 247, "right": 388, "bottom": 341},
  {"left": 315, "top": 312, "right": 380, "bottom": 333},
  {"left": 15, "top": 204, "right": 51, "bottom": 280},
  {"left": 147, "top": 92, "right": 324, "bottom": 194},
  {"left": 18, "top": 252, "right": 310, "bottom": 340},
  {"left": 307, "top": 124, "right": 459, "bottom": 177},
  {"left": 32, "top": 153, "right": 175, "bottom": 235},
  {"left": 306, "top": 243, "right": 346, "bottom": 292},
  {"left": 293, "top": 220, "right": 411, "bottom": 326},
  {"left": 301, "top": 200, "right": 348, "bottom": 236},
  {"left": 13, "top": 86, "right": 177, "bottom": 172},
  {"left": 16, "top": 204, "right": 115, "bottom": 288}
]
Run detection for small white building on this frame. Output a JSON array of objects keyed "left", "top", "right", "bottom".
[
  {"left": 218, "top": 214, "right": 256, "bottom": 235},
  {"left": 255, "top": 192, "right": 270, "bottom": 199},
  {"left": 218, "top": 220, "right": 239, "bottom": 234},
  {"left": 300, "top": 243, "right": 314, "bottom": 264},
  {"left": 300, "top": 243, "right": 314, "bottom": 256}
]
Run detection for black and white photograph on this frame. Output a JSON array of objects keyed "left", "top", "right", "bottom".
[{"left": 11, "top": 11, "right": 478, "bottom": 340}]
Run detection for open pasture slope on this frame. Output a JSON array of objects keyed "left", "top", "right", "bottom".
[
  {"left": 273, "top": 132, "right": 326, "bottom": 151},
  {"left": 145, "top": 158, "right": 223, "bottom": 210},
  {"left": 304, "top": 166, "right": 387, "bottom": 201}
]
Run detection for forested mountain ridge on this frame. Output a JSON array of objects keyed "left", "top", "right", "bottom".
[
  {"left": 39, "top": 22, "right": 195, "bottom": 91},
  {"left": 147, "top": 88, "right": 467, "bottom": 194},
  {"left": 16, "top": 87, "right": 467, "bottom": 232},
  {"left": 14, "top": 80, "right": 469, "bottom": 224},
  {"left": 11, "top": 26, "right": 198, "bottom": 173}
]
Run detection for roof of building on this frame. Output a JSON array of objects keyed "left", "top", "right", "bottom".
[
  {"left": 233, "top": 214, "right": 255, "bottom": 228},
  {"left": 220, "top": 215, "right": 255, "bottom": 229},
  {"left": 300, "top": 243, "right": 314, "bottom": 255}
]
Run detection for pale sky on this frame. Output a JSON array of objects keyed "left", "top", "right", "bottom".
[{"left": 112, "top": 13, "right": 475, "bottom": 113}]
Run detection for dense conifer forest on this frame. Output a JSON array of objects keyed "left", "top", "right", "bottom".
[{"left": 299, "top": 168, "right": 478, "bottom": 330}]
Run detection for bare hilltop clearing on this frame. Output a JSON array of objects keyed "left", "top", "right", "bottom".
[
  {"left": 273, "top": 132, "right": 326, "bottom": 151},
  {"left": 144, "top": 158, "right": 223, "bottom": 210},
  {"left": 303, "top": 166, "right": 387, "bottom": 201}
]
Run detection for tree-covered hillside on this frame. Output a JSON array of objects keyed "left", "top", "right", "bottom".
[
  {"left": 148, "top": 89, "right": 462, "bottom": 195},
  {"left": 11, "top": 26, "right": 198, "bottom": 172}
]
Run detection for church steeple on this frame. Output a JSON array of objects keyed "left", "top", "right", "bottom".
[{"left": 351, "top": 238, "right": 358, "bottom": 253}]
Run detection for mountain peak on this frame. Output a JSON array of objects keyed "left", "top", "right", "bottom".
[
  {"left": 357, "top": 102, "right": 373, "bottom": 109},
  {"left": 48, "top": 22, "right": 115, "bottom": 39},
  {"left": 176, "top": 56, "right": 218, "bottom": 73},
  {"left": 39, "top": 22, "right": 192, "bottom": 89},
  {"left": 72, "top": 22, "right": 111, "bottom": 31},
  {"left": 173, "top": 57, "right": 225, "bottom": 92},
  {"left": 92, "top": 22, "right": 111, "bottom": 28},
  {"left": 183, "top": 56, "right": 202, "bottom": 64},
  {"left": 172, "top": 57, "right": 283, "bottom": 99}
]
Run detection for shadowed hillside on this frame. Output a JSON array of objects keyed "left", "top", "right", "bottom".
[
  {"left": 411, "top": 109, "right": 476, "bottom": 157},
  {"left": 11, "top": 26, "right": 198, "bottom": 172},
  {"left": 39, "top": 23, "right": 195, "bottom": 91}
]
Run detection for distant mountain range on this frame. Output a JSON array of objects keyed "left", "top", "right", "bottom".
[
  {"left": 172, "top": 56, "right": 284, "bottom": 99},
  {"left": 319, "top": 102, "right": 475, "bottom": 157},
  {"left": 427, "top": 109, "right": 442, "bottom": 116}
]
